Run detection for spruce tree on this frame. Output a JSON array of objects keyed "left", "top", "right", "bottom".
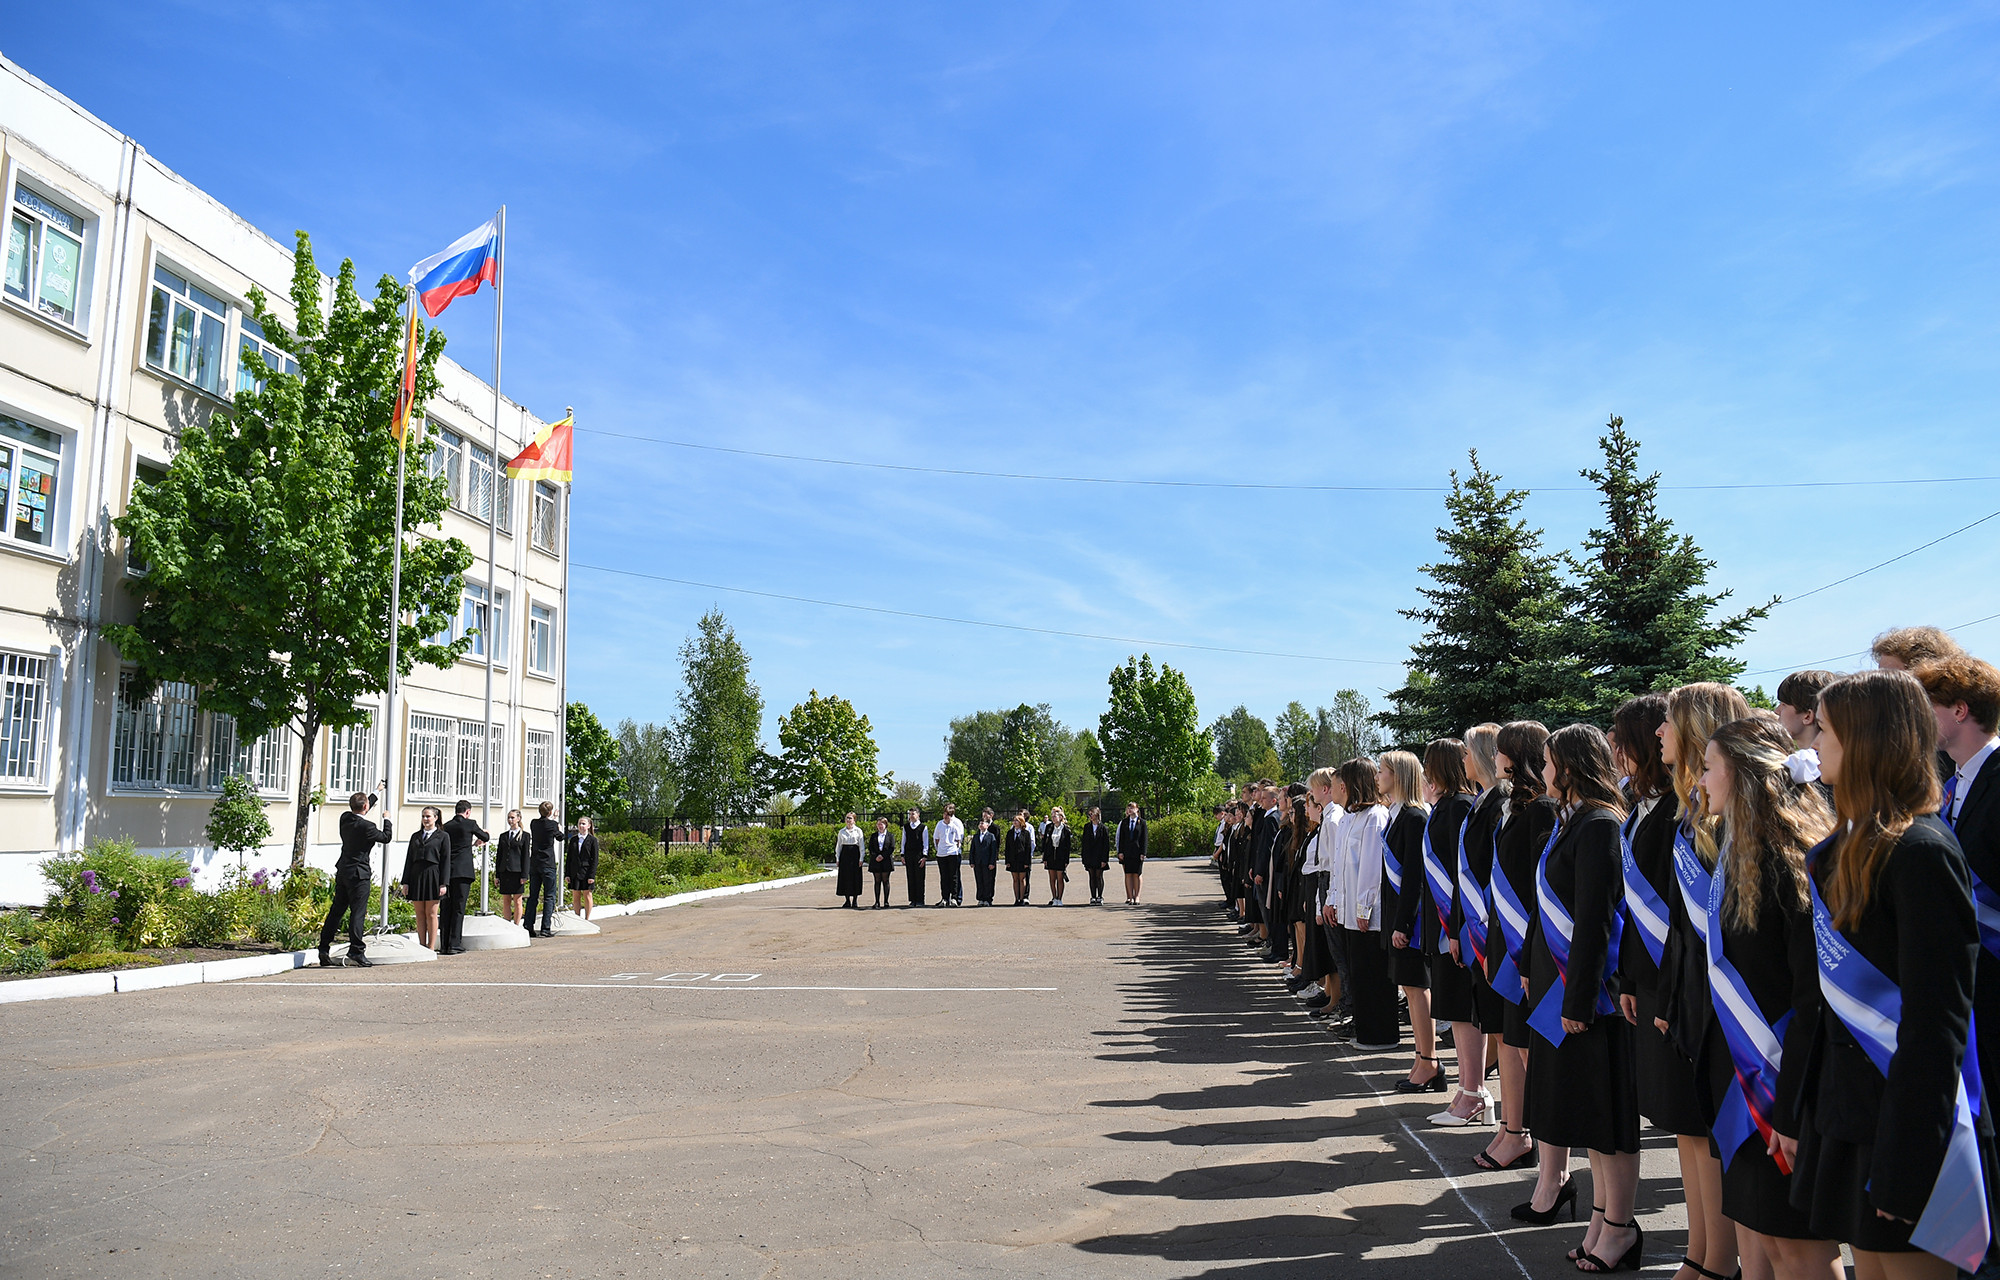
[
  {"left": 1564, "top": 417, "right": 1772, "bottom": 723},
  {"left": 1379, "top": 452, "right": 1576, "bottom": 744}
]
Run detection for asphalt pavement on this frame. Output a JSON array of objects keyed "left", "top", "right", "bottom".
[{"left": 0, "top": 861, "right": 1686, "bottom": 1278}]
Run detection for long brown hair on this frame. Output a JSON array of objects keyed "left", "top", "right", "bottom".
[
  {"left": 1546, "top": 724, "right": 1626, "bottom": 819},
  {"left": 1610, "top": 693, "right": 1670, "bottom": 801},
  {"left": 1422, "top": 738, "right": 1475, "bottom": 799},
  {"left": 1667, "top": 683, "right": 1751, "bottom": 866},
  {"left": 1496, "top": 720, "right": 1549, "bottom": 802},
  {"left": 1819, "top": 670, "right": 1943, "bottom": 929},
  {"left": 1704, "top": 713, "right": 1834, "bottom": 930},
  {"left": 1337, "top": 758, "right": 1380, "bottom": 810}
]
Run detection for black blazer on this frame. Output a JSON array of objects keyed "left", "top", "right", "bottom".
[
  {"left": 1782, "top": 817, "right": 1978, "bottom": 1222},
  {"left": 401, "top": 827, "right": 447, "bottom": 882},
  {"left": 1524, "top": 805, "right": 1623, "bottom": 1025},
  {"left": 1615, "top": 793, "right": 1679, "bottom": 997},
  {"left": 967, "top": 827, "right": 1000, "bottom": 866},
  {"left": 1450, "top": 785, "right": 1508, "bottom": 942},
  {"left": 1080, "top": 822, "right": 1112, "bottom": 868},
  {"left": 1005, "top": 826, "right": 1036, "bottom": 866},
  {"left": 336, "top": 807, "right": 392, "bottom": 873},
  {"left": 1118, "top": 817, "right": 1148, "bottom": 862},
  {"left": 1419, "top": 793, "right": 1475, "bottom": 953},
  {"left": 529, "top": 816, "right": 563, "bottom": 865},
  {"left": 1951, "top": 750, "right": 2000, "bottom": 1111},
  {"left": 1040, "top": 825, "right": 1074, "bottom": 863},
  {"left": 867, "top": 829, "right": 897, "bottom": 868},
  {"left": 494, "top": 828, "right": 530, "bottom": 875},
  {"left": 566, "top": 832, "right": 600, "bottom": 884},
  {"left": 1490, "top": 795, "right": 1557, "bottom": 984},
  {"left": 1385, "top": 802, "right": 1430, "bottom": 943},
  {"left": 440, "top": 814, "right": 489, "bottom": 881}
]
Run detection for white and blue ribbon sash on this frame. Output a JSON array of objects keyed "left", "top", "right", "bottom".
[
  {"left": 1704, "top": 845, "right": 1793, "bottom": 1172},
  {"left": 1807, "top": 846, "right": 1990, "bottom": 1271},
  {"left": 1382, "top": 827, "right": 1402, "bottom": 895},
  {"left": 1621, "top": 805, "right": 1671, "bottom": 969},
  {"left": 1973, "top": 875, "right": 2000, "bottom": 961},
  {"left": 1529, "top": 818, "right": 1620, "bottom": 1044},
  {"left": 1672, "top": 817, "right": 1714, "bottom": 954},
  {"left": 1458, "top": 814, "right": 1490, "bottom": 971},
  {"left": 1491, "top": 835, "right": 1531, "bottom": 1006},
  {"left": 1422, "top": 819, "right": 1455, "bottom": 942}
]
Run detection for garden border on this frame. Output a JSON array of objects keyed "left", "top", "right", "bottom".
[{"left": 0, "top": 870, "right": 835, "bottom": 1006}]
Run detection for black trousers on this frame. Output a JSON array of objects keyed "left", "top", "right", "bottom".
[
  {"left": 904, "top": 855, "right": 926, "bottom": 905},
  {"left": 1084, "top": 862, "right": 1106, "bottom": 900},
  {"left": 525, "top": 861, "right": 559, "bottom": 933},
  {"left": 318, "top": 866, "right": 371, "bottom": 957},
  {"left": 439, "top": 877, "right": 472, "bottom": 950},
  {"left": 1344, "top": 926, "right": 1400, "bottom": 1048},
  {"left": 971, "top": 859, "right": 997, "bottom": 903},
  {"left": 936, "top": 855, "right": 962, "bottom": 903}
]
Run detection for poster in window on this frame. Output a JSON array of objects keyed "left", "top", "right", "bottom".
[{"left": 38, "top": 228, "right": 79, "bottom": 318}]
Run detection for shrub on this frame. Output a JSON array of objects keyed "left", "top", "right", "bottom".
[
  {"left": 37, "top": 917, "right": 111, "bottom": 960},
  {"left": 720, "top": 824, "right": 841, "bottom": 865},
  {"left": 52, "top": 951, "right": 159, "bottom": 973},
  {"left": 41, "top": 837, "right": 203, "bottom": 951},
  {"left": 1147, "top": 812, "right": 1220, "bottom": 859},
  {"left": 4, "top": 943, "right": 49, "bottom": 974},
  {"left": 252, "top": 903, "right": 317, "bottom": 951}
]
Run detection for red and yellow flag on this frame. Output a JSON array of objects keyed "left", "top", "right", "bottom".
[
  {"left": 391, "top": 298, "right": 419, "bottom": 446},
  {"left": 507, "top": 411, "right": 574, "bottom": 482}
]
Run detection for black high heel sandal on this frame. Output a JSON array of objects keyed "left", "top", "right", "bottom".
[
  {"left": 1395, "top": 1053, "right": 1448, "bottom": 1094},
  {"left": 1575, "top": 1219, "right": 1643, "bottom": 1273},
  {"left": 1566, "top": 1212, "right": 1601, "bottom": 1263},
  {"left": 1510, "top": 1178, "right": 1577, "bottom": 1224},
  {"left": 1472, "top": 1129, "right": 1537, "bottom": 1171}
]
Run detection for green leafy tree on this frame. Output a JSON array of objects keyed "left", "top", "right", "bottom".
[
  {"left": 1321, "top": 690, "right": 1381, "bottom": 765},
  {"left": 1191, "top": 772, "right": 1233, "bottom": 813},
  {"left": 1274, "top": 701, "right": 1317, "bottom": 783},
  {"left": 108, "top": 231, "right": 469, "bottom": 868},
  {"left": 887, "top": 779, "right": 926, "bottom": 811},
  {"left": 615, "top": 719, "right": 678, "bottom": 825},
  {"left": 1740, "top": 684, "right": 1775, "bottom": 710},
  {"left": 1097, "top": 654, "right": 1212, "bottom": 815},
  {"left": 1379, "top": 452, "right": 1576, "bottom": 744},
  {"left": 999, "top": 703, "right": 1066, "bottom": 814},
  {"left": 941, "top": 709, "right": 1007, "bottom": 802},
  {"left": 566, "top": 701, "right": 627, "bottom": 825},
  {"left": 670, "top": 610, "right": 767, "bottom": 825},
  {"left": 933, "top": 758, "right": 985, "bottom": 817},
  {"left": 1247, "top": 744, "right": 1286, "bottom": 785},
  {"left": 1563, "top": 417, "right": 1773, "bottom": 721},
  {"left": 770, "top": 689, "right": 888, "bottom": 822},
  {"left": 205, "top": 775, "right": 273, "bottom": 870},
  {"left": 1208, "top": 706, "right": 1275, "bottom": 782}
]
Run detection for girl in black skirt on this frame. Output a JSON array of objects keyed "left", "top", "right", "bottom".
[
  {"left": 834, "top": 813, "right": 865, "bottom": 908},
  {"left": 1523, "top": 724, "right": 1640, "bottom": 1274},
  {"left": 1419, "top": 738, "right": 1484, "bottom": 1123},
  {"left": 1694, "top": 713, "right": 1841, "bottom": 1279},
  {"left": 1381, "top": 750, "right": 1438, "bottom": 1092},
  {"left": 1483, "top": 721, "right": 1556, "bottom": 1173},
  {"left": 1437, "top": 723, "right": 1507, "bottom": 1128},
  {"left": 1006, "top": 811, "right": 1036, "bottom": 905},
  {"left": 1783, "top": 670, "right": 1995, "bottom": 1279},
  {"left": 401, "top": 806, "right": 447, "bottom": 950},
  {"left": 867, "top": 817, "right": 897, "bottom": 908},
  {"left": 1658, "top": 683, "right": 1754, "bottom": 1280}
]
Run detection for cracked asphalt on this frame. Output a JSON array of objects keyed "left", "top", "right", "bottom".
[{"left": 0, "top": 862, "right": 1685, "bottom": 1278}]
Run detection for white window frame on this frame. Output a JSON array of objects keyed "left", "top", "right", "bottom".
[
  {"left": 326, "top": 712, "right": 378, "bottom": 800},
  {"left": 235, "top": 313, "right": 298, "bottom": 395},
  {"left": 531, "top": 481, "right": 560, "bottom": 555},
  {"left": 406, "top": 712, "right": 455, "bottom": 800},
  {"left": 426, "top": 426, "right": 465, "bottom": 510},
  {"left": 459, "top": 581, "right": 510, "bottom": 667},
  {"left": 207, "top": 712, "right": 292, "bottom": 798},
  {"left": 111, "top": 672, "right": 203, "bottom": 791},
  {"left": 527, "top": 601, "right": 556, "bottom": 677},
  {"left": 524, "top": 728, "right": 554, "bottom": 805},
  {"left": 0, "top": 411, "right": 69, "bottom": 557},
  {"left": 452, "top": 719, "right": 505, "bottom": 802},
  {"left": 2, "top": 165, "right": 97, "bottom": 337},
  {"left": 0, "top": 649, "right": 53, "bottom": 788},
  {"left": 124, "top": 454, "right": 169, "bottom": 576}
]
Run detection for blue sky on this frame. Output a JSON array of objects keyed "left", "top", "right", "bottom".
[{"left": 10, "top": 3, "right": 2000, "bottom": 784}]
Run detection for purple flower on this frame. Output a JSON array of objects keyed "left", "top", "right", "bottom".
[
  {"left": 111, "top": 917, "right": 120, "bottom": 925},
  {"left": 172, "top": 877, "right": 191, "bottom": 888}
]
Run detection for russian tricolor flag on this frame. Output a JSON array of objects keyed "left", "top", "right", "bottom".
[{"left": 408, "top": 217, "right": 500, "bottom": 317}]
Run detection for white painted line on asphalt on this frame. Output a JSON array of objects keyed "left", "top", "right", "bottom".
[{"left": 241, "top": 980, "right": 1059, "bottom": 992}]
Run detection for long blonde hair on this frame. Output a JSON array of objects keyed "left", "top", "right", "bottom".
[
  {"left": 1704, "top": 713, "right": 1833, "bottom": 930},
  {"left": 1379, "top": 750, "right": 1425, "bottom": 812},
  {"left": 1667, "top": 683, "right": 1751, "bottom": 866},
  {"left": 1820, "top": 670, "right": 1942, "bottom": 929}
]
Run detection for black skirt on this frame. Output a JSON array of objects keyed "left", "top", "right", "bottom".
[
  {"left": 1387, "top": 940, "right": 1429, "bottom": 988},
  {"left": 1428, "top": 949, "right": 1477, "bottom": 1023},
  {"left": 1634, "top": 984, "right": 1707, "bottom": 1137},
  {"left": 1702, "top": 1030, "right": 1816, "bottom": 1238},
  {"left": 403, "top": 866, "right": 441, "bottom": 902},
  {"left": 496, "top": 870, "right": 525, "bottom": 896},
  {"left": 1525, "top": 1013, "right": 1641, "bottom": 1153},
  {"left": 1005, "top": 851, "right": 1032, "bottom": 872},
  {"left": 1502, "top": 989, "right": 1532, "bottom": 1049},
  {"left": 566, "top": 870, "right": 594, "bottom": 890},
  {"left": 835, "top": 846, "right": 863, "bottom": 897},
  {"left": 1120, "top": 854, "right": 1144, "bottom": 874},
  {"left": 1467, "top": 969, "right": 1508, "bottom": 1036}
]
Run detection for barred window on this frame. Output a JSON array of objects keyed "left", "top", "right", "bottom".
[
  {"left": 328, "top": 715, "right": 376, "bottom": 798},
  {"left": 206, "top": 714, "right": 291, "bottom": 795},
  {"left": 112, "top": 673, "right": 201, "bottom": 789},
  {"left": 0, "top": 651, "right": 50, "bottom": 783},
  {"left": 524, "top": 728, "right": 554, "bottom": 804},
  {"left": 406, "top": 712, "right": 455, "bottom": 799}
]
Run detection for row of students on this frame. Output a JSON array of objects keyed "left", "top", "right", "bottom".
[
  {"left": 1213, "top": 623, "right": 2000, "bottom": 1280},
  {"left": 832, "top": 803, "right": 1150, "bottom": 909}
]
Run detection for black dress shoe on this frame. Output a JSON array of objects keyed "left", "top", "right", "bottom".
[
  {"left": 1302, "top": 991, "right": 1331, "bottom": 1010},
  {"left": 348, "top": 954, "right": 373, "bottom": 968}
]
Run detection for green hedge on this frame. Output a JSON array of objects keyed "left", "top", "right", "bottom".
[
  {"left": 1147, "top": 812, "right": 1220, "bottom": 859},
  {"left": 718, "top": 824, "right": 843, "bottom": 864},
  {"left": 592, "top": 829, "right": 820, "bottom": 904}
]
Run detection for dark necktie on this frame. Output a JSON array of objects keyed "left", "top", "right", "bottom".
[{"left": 1941, "top": 773, "right": 1961, "bottom": 829}]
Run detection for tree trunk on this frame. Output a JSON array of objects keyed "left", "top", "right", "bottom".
[{"left": 291, "top": 713, "right": 320, "bottom": 870}]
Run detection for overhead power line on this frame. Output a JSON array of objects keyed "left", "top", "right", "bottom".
[
  {"left": 575, "top": 425, "right": 2000, "bottom": 495},
  {"left": 570, "top": 561, "right": 1405, "bottom": 666},
  {"left": 1777, "top": 508, "right": 2000, "bottom": 605},
  {"left": 1740, "top": 610, "right": 2000, "bottom": 678}
]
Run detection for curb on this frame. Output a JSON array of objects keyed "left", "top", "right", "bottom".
[{"left": 0, "top": 871, "right": 835, "bottom": 1006}]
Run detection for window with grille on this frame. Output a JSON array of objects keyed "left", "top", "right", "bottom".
[
  {"left": 112, "top": 672, "right": 201, "bottom": 789},
  {"left": 0, "top": 651, "right": 49, "bottom": 783},
  {"left": 406, "top": 712, "right": 455, "bottom": 799},
  {"left": 524, "top": 728, "right": 554, "bottom": 803},
  {"left": 328, "top": 715, "right": 376, "bottom": 798}
]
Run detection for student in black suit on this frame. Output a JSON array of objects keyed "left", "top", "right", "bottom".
[
  {"left": 1692, "top": 714, "right": 1840, "bottom": 1278},
  {"left": 1915, "top": 655, "right": 2000, "bottom": 1118},
  {"left": 402, "top": 806, "right": 448, "bottom": 951},
  {"left": 437, "top": 800, "right": 490, "bottom": 955},
  {"left": 1005, "top": 811, "right": 1036, "bottom": 905},
  {"left": 318, "top": 789, "right": 390, "bottom": 968},
  {"left": 1521, "top": 725, "right": 1639, "bottom": 1273},
  {"left": 900, "top": 808, "right": 929, "bottom": 907},
  {"left": 867, "top": 817, "right": 897, "bottom": 909},
  {"left": 494, "top": 809, "right": 530, "bottom": 929},
  {"left": 1041, "top": 806, "right": 1074, "bottom": 906},
  {"left": 1119, "top": 802, "right": 1148, "bottom": 904},
  {"left": 1781, "top": 670, "right": 1992, "bottom": 1275},
  {"left": 1379, "top": 750, "right": 1436, "bottom": 1093},
  {"left": 967, "top": 809, "right": 1001, "bottom": 906},
  {"left": 526, "top": 800, "right": 563, "bottom": 937},
  {"left": 565, "top": 817, "right": 600, "bottom": 920},
  {"left": 1079, "top": 807, "right": 1112, "bottom": 905}
]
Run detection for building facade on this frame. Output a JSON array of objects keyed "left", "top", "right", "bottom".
[{"left": 0, "top": 57, "right": 567, "bottom": 902}]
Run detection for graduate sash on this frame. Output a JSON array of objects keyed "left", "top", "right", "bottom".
[
  {"left": 1621, "top": 804, "right": 1671, "bottom": 968},
  {"left": 1457, "top": 814, "right": 1491, "bottom": 972},
  {"left": 1672, "top": 815, "right": 1714, "bottom": 955},
  {"left": 1704, "top": 845, "right": 1793, "bottom": 1173},
  {"left": 1491, "top": 826, "right": 1533, "bottom": 1006},
  {"left": 1422, "top": 819, "right": 1455, "bottom": 939},
  {"left": 1382, "top": 825, "right": 1403, "bottom": 896},
  {"left": 1529, "top": 818, "right": 1621, "bottom": 1045},
  {"left": 1807, "top": 849, "right": 1990, "bottom": 1271}
]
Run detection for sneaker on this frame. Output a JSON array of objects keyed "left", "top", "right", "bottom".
[{"left": 1307, "top": 1004, "right": 1338, "bottom": 1020}]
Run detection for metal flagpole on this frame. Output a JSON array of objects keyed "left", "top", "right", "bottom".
[
  {"left": 555, "top": 409, "right": 572, "bottom": 903},
  {"left": 380, "top": 284, "right": 414, "bottom": 931},
  {"left": 480, "top": 206, "right": 504, "bottom": 917}
]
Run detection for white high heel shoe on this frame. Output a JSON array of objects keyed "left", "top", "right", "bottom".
[{"left": 1428, "top": 1087, "right": 1493, "bottom": 1127}]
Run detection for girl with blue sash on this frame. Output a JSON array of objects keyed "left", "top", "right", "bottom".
[
  {"left": 1421, "top": 738, "right": 1484, "bottom": 1118},
  {"left": 1382, "top": 750, "right": 1440, "bottom": 1093},
  {"left": 1656, "top": 683, "right": 1755, "bottom": 1280},
  {"left": 1482, "top": 720, "right": 1557, "bottom": 1174},
  {"left": 1783, "top": 670, "right": 1996, "bottom": 1279},
  {"left": 1439, "top": 723, "right": 1510, "bottom": 1130},
  {"left": 1522, "top": 724, "right": 1641, "bottom": 1273},
  {"left": 1693, "top": 714, "right": 1841, "bottom": 1278}
]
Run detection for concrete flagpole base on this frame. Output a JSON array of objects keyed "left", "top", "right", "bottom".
[
  {"left": 459, "top": 915, "right": 532, "bottom": 950},
  {"left": 547, "top": 909, "right": 600, "bottom": 937},
  {"left": 334, "top": 933, "right": 437, "bottom": 965}
]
